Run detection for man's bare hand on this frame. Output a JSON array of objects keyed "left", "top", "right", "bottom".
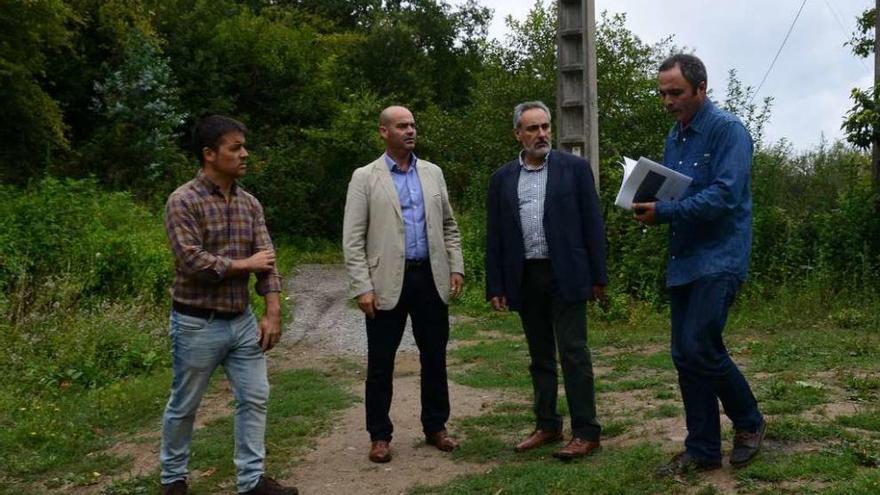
[
  {"left": 358, "top": 291, "right": 378, "bottom": 319},
  {"left": 592, "top": 285, "right": 609, "bottom": 311},
  {"left": 247, "top": 250, "right": 276, "bottom": 272},
  {"left": 632, "top": 202, "right": 658, "bottom": 225},
  {"left": 258, "top": 312, "right": 282, "bottom": 351},
  {"left": 490, "top": 295, "right": 508, "bottom": 312},
  {"left": 450, "top": 273, "right": 464, "bottom": 299}
]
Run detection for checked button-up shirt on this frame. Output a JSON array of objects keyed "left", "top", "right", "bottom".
[
  {"left": 517, "top": 150, "right": 550, "bottom": 260},
  {"left": 164, "top": 172, "right": 282, "bottom": 312}
]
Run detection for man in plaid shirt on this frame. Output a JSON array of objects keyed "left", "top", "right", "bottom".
[{"left": 159, "top": 115, "right": 296, "bottom": 495}]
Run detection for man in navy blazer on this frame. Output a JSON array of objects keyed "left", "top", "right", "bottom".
[{"left": 486, "top": 101, "right": 608, "bottom": 460}]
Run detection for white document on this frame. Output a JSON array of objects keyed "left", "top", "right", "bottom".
[{"left": 614, "top": 156, "right": 693, "bottom": 210}]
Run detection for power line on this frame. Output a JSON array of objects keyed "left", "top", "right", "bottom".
[
  {"left": 822, "top": 0, "right": 871, "bottom": 74},
  {"left": 749, "top": 0, "right": 809, "bottom": 105},
  {"left": 823, "top": 0, "right": 848, "bottom": 33}
]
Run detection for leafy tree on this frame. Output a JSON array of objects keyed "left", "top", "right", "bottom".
[
  {"left": 338, "top": 0, "right": 491, "bottom": 111},
  {"left": 720, "top": 69, "right": 773, "bottom": 149},
  {"left": 841, "top": 7, "right": 879, "bottom": 187},
  {"left": 82, "top": 31, "right": 188, "bottom": 196},
  {"left": 0, "top": 0, "right": 77, "bottom": 183}
]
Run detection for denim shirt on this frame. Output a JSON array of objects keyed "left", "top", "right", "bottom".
[
  {"left": 654, "top": 99, "right": 753, "bottom": 287},
  {"left": 384, "top": 153, "right": 428, "bottom": 260}
]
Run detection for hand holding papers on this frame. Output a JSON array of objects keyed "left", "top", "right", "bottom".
[{"left": 614, "top": 156, "right": 692, "bottom": 210}]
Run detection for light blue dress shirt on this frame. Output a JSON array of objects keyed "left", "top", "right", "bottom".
[{"left": 385, "top": 153, "right": 428, "bottom": 260}]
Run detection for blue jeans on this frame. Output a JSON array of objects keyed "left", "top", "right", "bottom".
[
  {"left": 670, "top": 273, "right": 763, "bottom": 462},
  {"left": 160, "top": 309, "right": 269, "bottom": 493}
]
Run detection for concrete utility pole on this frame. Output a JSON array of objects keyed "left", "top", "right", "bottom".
[
  {"left": 874, "top": 0, "right": 880, "bottom": 187},
  {"left": 556, "top": 0, "right": 600, "bottom": 190}
]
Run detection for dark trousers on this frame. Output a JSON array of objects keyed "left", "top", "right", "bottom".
[
  {"left": 670, "top": 273, "right": 763, "bottom": 461},
  {"left": 365, "top": 262, "right": 450, "bottom": 442},
  {"left": 517, "top": 260, "right": 600, "bottom": 441}
]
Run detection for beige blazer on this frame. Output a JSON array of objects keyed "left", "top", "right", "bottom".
[{"left": 342, "top": 156, "right": 464, "bottom": 310}]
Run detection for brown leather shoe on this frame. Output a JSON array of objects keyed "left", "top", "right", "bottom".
[
  {"left": 514, "top": 430, "right": 563, "bottom": 452},
  {"left": 552, "top": 437, "right": 601, "bottom": 460},
  {"left": 426, "top": 429, "right": 459, "bottom": 452},
  {"left": 369, "top": 440, "right": 391, "bottom": 463}
]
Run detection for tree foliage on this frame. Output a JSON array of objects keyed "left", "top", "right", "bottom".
[
  {"left": 842, "top": 7, "right": 879, "bottom": 152},
  {"left": 1, "top": 0, "right": 876, "bottom": 300},
  {"left": 0, "top": 0, "right": 77, "bottom": 183}
]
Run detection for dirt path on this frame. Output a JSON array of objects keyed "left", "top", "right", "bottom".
[
  {"left": 64, "top": 264, "right": 502, "bottom": 495},
  {"left": 278, "top": 264, "right": 502, "bottom": 494}
]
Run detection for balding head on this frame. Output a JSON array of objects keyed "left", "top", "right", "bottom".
[
  {"left": 378, "top": 106, "right": 417, "bottom": 157},
  {"left": 379, "top": 106, "right": 412, "bottom": 127}
]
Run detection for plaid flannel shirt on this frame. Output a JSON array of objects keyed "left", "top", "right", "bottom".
[{"left": 165, "top": 172, "right": 282, "bottom": 312}]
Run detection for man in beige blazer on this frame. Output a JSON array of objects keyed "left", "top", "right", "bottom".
[{"left": 342, "top": 106, "right": 465, "bottom": 463}]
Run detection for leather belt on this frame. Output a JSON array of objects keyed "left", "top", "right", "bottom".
[{"left": 173, "top": 301, "right": 243, "bottom": 320}]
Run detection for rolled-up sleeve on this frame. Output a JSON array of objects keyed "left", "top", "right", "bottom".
[{"left": 252, "top": 199, "right": 282, "bottom": 295}]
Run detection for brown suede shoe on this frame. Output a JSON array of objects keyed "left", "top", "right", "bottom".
[
  {"left": 160, "top": 480, "right": 187, "bottom": 495},
  {"left": 514, "top": 430, "right": 563, "bottom": 452},
  {"left": 552, "top": 437, "right": 601, "bottom": 460},
  {"left": 426, "top": 429, "right": 459, "bottom": 452},
  {"left": 369, "top": 440, "right": 392, "bottom": 463}
]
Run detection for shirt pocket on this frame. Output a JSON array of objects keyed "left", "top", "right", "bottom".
[{"left": 687, "top": 152, "right": 713, "bottom": 187}]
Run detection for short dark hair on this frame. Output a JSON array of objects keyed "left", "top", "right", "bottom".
[
  {"left": 659, "top": 53, "right": 707, "bottom": 90},
  {"left": 191, "top": 115, "right": 248, "bottom": 164}
]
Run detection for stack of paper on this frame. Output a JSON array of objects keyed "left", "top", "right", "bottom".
[{"left": 614, "top": 156, "right": 693, "bottom": 210}]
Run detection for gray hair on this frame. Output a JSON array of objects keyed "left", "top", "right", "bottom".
[{"left": 513, "top": 101, "right": 552, "bottom": 129}]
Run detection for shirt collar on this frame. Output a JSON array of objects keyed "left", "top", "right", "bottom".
[
  {"left": 384, "top": 152, "right": 418, "bottom": 173},
  {"left": 519, "top": 149, "right": 550, "bottom": 171},
  {"left": 195, "top": 170, "right": 238, "bottom": 197},
  {"left": 675, "top": 98, "right": 714, "bottom": 137}
]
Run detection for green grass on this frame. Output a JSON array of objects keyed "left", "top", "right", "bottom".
[
  {"left": 644, "top": 403, "right": 681, "bottom": 419},
  {"left": 97, "top": 368, "right": 356, "bottom": 495},
  {"left": 429, "top": 285, "right": 880, "bottom": 495},
  {"left": 837, "top": 409, "right": 880, "bottom": 431},
  {"left": 737, "top": 450, "right": 859, "bottom": 482},
  {"left": 411, "top": 443, "right": 675, "bottom": 495},
  {"left": 757, "top": 376, "right": 831, "bottom": 415},
  {"left": 451, "top": 337, "right": 532, "bottom": 390},
  {"left": 186, "top": 368, "right": 355, "bottom": 493},
  {"left": 0, "top": 240, "right": 348, "bottom": 494},
  {"left": 767, "top": 416, "right": 848, "bottom": 442}
]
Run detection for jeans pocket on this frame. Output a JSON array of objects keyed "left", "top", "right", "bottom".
[{"left": 171, "top": 311, "right": 208, "bottom": 334}]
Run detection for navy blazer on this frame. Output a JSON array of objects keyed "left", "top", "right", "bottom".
[{"left": 485, "top": 151, "right": 607, "bottom": 311}]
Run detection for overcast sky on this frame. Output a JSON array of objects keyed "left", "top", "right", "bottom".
[{"left": 452, "top": 0, "right": 872, "bottom": 151}]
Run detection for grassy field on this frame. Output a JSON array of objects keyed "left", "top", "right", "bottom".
[
  {"left": 0, "top": 241, "right": 353, "bottom": 495},
  {"left": 410, "top": 285, "right": 880, "bottom": 494},
  {"left": 2, "top": 251, "right": 878, "bottom": 494}
]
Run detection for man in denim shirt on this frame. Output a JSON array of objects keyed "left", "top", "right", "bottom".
[{"left": 633, "top": 54, "right": 765, "bottom": 475}]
